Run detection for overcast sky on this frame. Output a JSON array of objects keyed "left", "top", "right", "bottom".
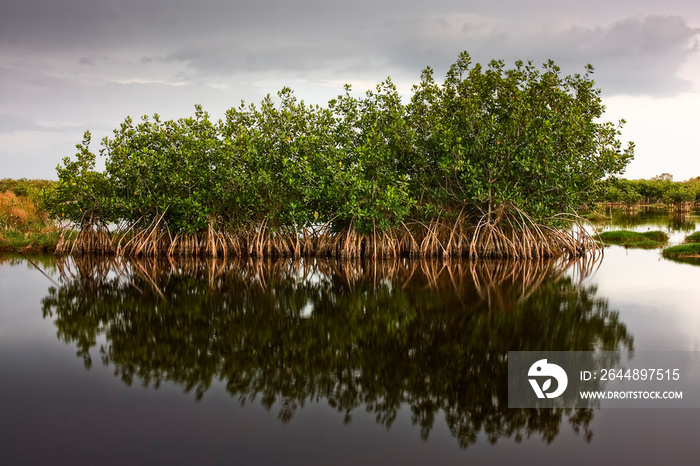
[{"left": 2, "top": 0, "right": 700, "bottom": 180}]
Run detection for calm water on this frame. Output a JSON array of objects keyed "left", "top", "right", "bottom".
[{"left": 1, "top": 209, "right": 700, "bottom": 465}]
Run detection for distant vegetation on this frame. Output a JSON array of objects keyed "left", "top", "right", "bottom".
[
  {"left": 0, "top": 178, "right": 57, "bottom": 198},
  {"left": 596, "top": 174, "right": 700, "bottom": 211},
  {"left": 41, "top": 52, "right": 634, "bottom": 258}
]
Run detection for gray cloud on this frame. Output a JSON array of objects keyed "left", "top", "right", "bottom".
[
  {"left": 3, "top": 1, "right": 699, "bottom": 96},
  {"left": 3, "top": 0, "right": 700, "bottom": 179},
  {"left": 374, "top": 14, "right": 700, "bottom": 97},
  {"left": 531, "top": 15, "right": 699, "bottom": 96},
  {"left": 146, "top": 12, "right": 699, "bottom": 98},
  {"left": 0, "top": 114, "right": 45, "bottom": 134}
]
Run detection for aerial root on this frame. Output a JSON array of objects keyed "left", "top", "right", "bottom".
[{"left": 54, "top": 209, "right": 598, "bottom": 259}]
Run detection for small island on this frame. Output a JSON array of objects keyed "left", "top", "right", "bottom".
[{"left": 9, "top": 53, "right": 637, "bottom": 259}]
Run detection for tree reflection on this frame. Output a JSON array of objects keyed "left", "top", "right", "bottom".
[
  {"left": 41, "top": 255, "right": 632, "bottom": 448},
  {"left": 608, "top": 206, "right": 697, "bottom": 233}
]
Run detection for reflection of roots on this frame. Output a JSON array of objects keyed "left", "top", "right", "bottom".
[
  {"left": 54, "top": 208, "right": 599, "bottom": 260},
  {"left": 57, "top": 253, "right": 602, "bottom": 312}
]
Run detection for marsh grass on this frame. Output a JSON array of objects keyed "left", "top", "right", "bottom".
[
  {"left": 685, "top": 231, "right": 700, "bottom": 243},
  {"left": 662, "top": 243, "right": 700, "bottom": 259},
  {"left": 597, "top": 230, "right": 668, "bottom": 249},
  {"left": 0, "top": 230, "right": 62, "bottom": 252},
  {"left": 0, "top": 192, "right": 44, "bottom": 229},
  {"left": 581, "top": 212, "right": 609, "bottom": 222},
  {"left": 0, "top": 191, "right": 60, "bottom": 252}
]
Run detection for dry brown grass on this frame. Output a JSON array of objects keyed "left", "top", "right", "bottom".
[
  {"left": 0, "top": 191, "right": 61, "bottom": 252},
  {"left": 0, "top": 191, "right": 41, "bottom": 230}
]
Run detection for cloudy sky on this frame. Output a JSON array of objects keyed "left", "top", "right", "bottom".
[{"left": 2, "top": 0, "right": 700, "bottom": 180}]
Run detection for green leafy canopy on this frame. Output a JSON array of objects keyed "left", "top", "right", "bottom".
[{"left": 45, "top": 52, "right": 634, "bottom": 246}]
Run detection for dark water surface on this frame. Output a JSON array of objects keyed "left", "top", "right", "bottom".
[{"left": 2, "top": 209, "right": 700, "bottom": 465}]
